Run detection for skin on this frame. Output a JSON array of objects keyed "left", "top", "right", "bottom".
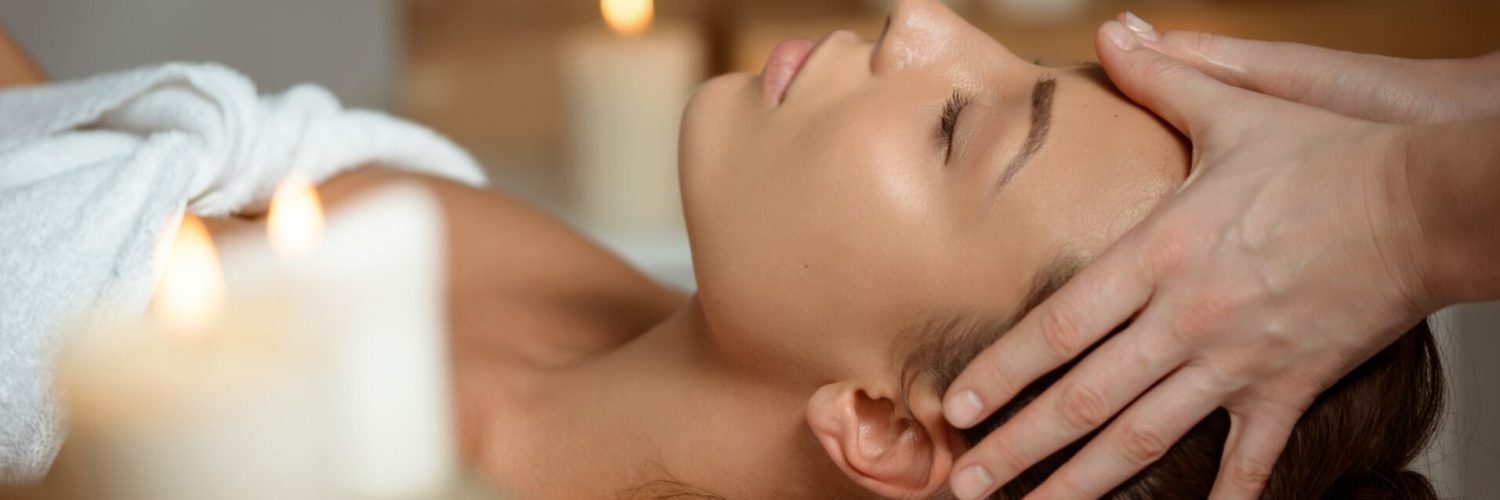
[
  {"left": 8, "top": 6, "right": 1496, "bottom": 500},
  {"left": 226, "top": 0, "right": 1186, "bottom": 498},
  {"left": 472, "top": 0, "right": 1181, "bottom": 496},
  {"left": 0, "top": 1, "right": 1185, "bottom": 498},
  {"left": 944, "top": 14, "right": 1500, "bottom": 500}
]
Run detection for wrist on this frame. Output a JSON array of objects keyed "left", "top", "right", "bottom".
[
  {"left": 1400, "top": 119, "right": 1500, "bottom": 306},
  {"left": 1371, "top": 125, "right": 1444, "bottom": 316}
]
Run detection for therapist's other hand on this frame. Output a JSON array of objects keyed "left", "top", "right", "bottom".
[
  {"left": 1115, "top": 23, "right": 1500, "bottom": 124},
  {"left": 942, "top": 14, "right": 1440, "bottom": 500}
]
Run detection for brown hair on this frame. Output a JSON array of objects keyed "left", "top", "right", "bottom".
[{"left": 902, "top": 260, "right": 1445, "bottom": 499}]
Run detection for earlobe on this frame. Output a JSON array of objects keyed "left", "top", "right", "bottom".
[{"left": 807, "top": 381, "right": 958, "bottom": 498}]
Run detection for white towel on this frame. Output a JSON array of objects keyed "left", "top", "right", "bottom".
[{"left": 0, "top": 63, "right": 486, "bottom": 482}]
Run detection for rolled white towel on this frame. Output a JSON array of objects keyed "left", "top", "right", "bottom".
[{"left": 0, "top": 63, "right": 486, "bottom": 482}]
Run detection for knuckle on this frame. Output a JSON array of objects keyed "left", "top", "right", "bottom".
[
  {"left": 1170, "top": 293, "right": 1234, "bottom": 344},
  {"left": 1256, "top": 326, "right": 1298, "bottom": 361},
  {"left": 1057, "top": 382, "right": 1111, "bottom": 432},
  {"left": 1036, "top": 306, "right": 1085, "bottom": 362},
  {"left": 1209, "top": 361, "right": 1247, "bottom": 393},
  {"left": 1119, "top": 421, "right": 1172, "bottom": 466},
  {"left": 1227, "top": 457, "right": 1275, "bottom": 490},
  {"left": 1142, "top": 221, "right": 1198, "bottom": 276},
  {"left": 987, "top": 436, "right": 1034, "bottom": 477},
  {"left": 1199, "top": 359, "right": 1250, "bottom": 394}
]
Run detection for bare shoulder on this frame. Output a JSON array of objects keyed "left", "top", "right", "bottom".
[{"left": 209, "top": 167, "right": 687, "bottom": 356}]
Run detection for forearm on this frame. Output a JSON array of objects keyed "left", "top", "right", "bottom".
[{"left": 1405, "top": 117, "right": 1500, "bottom": 306}]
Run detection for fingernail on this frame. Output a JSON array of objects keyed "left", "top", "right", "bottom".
[
  {"left": 953, "top": 465, "right": 996, "bottom": 500},
  {"left": 945, "top": 390, "right": 984, "bottom": 427},
  {"left": 1123, "top": 11, "right": 1160, "bottom": 41},
  {"left": 1101, "top": 21, "right": 1140, "bottom": 51}
]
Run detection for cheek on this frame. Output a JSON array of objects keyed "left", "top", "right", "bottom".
[{"left": 688, "top": 98, "right": 948, "bottom": 356}]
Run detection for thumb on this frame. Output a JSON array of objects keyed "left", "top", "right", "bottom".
[
  {"left": 1094, "top": 13, "right": 1255, "bottom": 139},
  {"left": 1142, "top": 30, "right": 1355, "bottom": 99}
]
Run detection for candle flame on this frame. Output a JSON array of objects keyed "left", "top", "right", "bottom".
[
  {"left": 601, "top": 0, "right": 653, "bottom": 36},
  {"left": 268, "top": 175, "right": 325, "bottom": 257},
  {"left": 155, "top": 214, "right": 225, "bottom": 334}
]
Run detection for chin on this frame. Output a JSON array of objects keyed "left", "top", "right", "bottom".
[
  {"left": 679, "top": 73, "right": 756, "bottom": 174},
  {"left": 677, "top": 72, "right": 755, "bottom": 223}
]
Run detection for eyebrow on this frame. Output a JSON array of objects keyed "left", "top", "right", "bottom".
[{"left": 994, "top": 75, "right": 1057, "bottom": 194}]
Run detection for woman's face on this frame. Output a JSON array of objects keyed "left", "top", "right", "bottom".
[{"left": 680, "top": 0, "right": 1187, "bottom": 377}]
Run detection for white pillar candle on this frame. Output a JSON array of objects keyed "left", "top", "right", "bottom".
[
  {"left": 55, "top": 216, "right": 327, "bottom": 500},
  {"left": 561, "top": 7, "right": 704, "bottom": 233},
  {"left": 55, "top": 184, "right": 456, "bottom": 500},
  {"left": 221, "top": 184, "right": 456, "bottom": 500}
]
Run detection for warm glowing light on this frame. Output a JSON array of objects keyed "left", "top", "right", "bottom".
[
  {"left": 601, "top": 0, "right": 653, "bottom": 36},
  {"left": 155, "top": 214, "right": 225, "bottom": 334},
  {"left": 268, "top": 175, "right": 325, "bottom": 258}
]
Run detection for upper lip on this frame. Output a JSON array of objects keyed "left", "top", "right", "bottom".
[{"left": 765, "top": 32, "right": 845, "bottom": 106}]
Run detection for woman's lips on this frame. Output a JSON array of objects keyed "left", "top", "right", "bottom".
[{"left": 762, "top": 38, "right": 816, "bottom": 106}]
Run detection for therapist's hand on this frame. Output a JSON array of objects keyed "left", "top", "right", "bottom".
[
  {"left": 1115, "top": 25, "right": 1500, "bottom": 125},
  {"left": 941, "top": 14, "right": 1443, "bottom": 500}
]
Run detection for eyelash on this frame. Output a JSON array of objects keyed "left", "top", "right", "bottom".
[{"left": 938, "top": 89, "right": 972, "bottom": 163}]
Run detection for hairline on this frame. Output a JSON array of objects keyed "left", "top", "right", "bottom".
[{"left": 896, "top": 255, "right": 1082, "bottom": 414}]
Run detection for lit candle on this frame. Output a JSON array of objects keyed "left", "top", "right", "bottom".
[
  {"left": 55, "top": 214, "right": 327, "bottom": 500},
  {"left": 562, "top": 0, "right": 705, "bottom": 234},
  {"left": 267, "top": 174, "right": 325, "bottom": 258},
  {"left": 220, "top": 181, "right": 457, "bottom": 499},
  {"left": 54, "top": 181, "right": 456, "bottom": 500}
]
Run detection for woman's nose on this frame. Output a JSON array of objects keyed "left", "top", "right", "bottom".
[
  {"left": 875, "top": 0, "right": 962, "bottom": 74},
  {"left": 876, "top": 0, "right": 1026, "bottom": 75}
]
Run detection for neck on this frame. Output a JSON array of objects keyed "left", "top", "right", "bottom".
[{"left": 489, "top": 297, "right": 851, "bottom": 499}]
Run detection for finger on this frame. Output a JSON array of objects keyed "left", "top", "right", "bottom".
[
  {"left": 1207, "top": 407, "right": 1299, "bottom": 500},
  {"left": 1152, "top": 32, "right": 1385, "bottom": 100},
  {"left": 1107, "top": 12, "right": 1377, "bottom": 96},
  {"left": 943, "top": 237, "right": 1155, "bottom": 430},
  {"left": 1024, "top": 365, "right": 1227, "bottom": 499},
  {"left": 1093, "top": 14, "right": 1258, "bottom": 138},
  {"left": 950, "top": 320, "right": 1190, "bottom": 498},
  {"left": 1108, "top": 19, "right": 1426, "bottom": 124}
]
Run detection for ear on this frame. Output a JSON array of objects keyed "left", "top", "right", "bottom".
[{"left": 807, "top": 380, "right": 963, "bottom": 499}]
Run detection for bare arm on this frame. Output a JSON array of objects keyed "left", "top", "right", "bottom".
[{"left": 1406, "top": 117, "right": 1500, "bottom": 306}]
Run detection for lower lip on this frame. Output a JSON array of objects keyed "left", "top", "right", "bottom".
[{"left": 762, "top": 38, "right": 816, "bottom": 106}]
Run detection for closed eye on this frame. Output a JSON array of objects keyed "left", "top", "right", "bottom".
[{"left": 938, "top": 89, "right": 972, "bottom": 163}]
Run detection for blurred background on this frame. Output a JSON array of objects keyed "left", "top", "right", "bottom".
[{"left": 2, "top": 0, "right": 1498, "bottom": 496}]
